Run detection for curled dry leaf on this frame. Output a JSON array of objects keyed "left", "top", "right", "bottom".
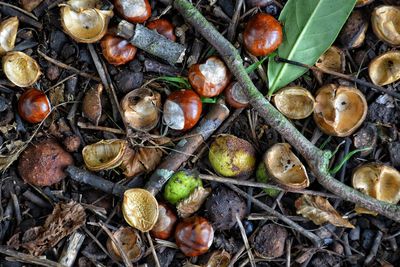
[
  {"left": 0, "top": 17, "right": 19, "bottom": 56},
  {"left": 8, "top": 201, "right": 86, "bottom": 256},
  {"left": 82, "top": 84, "right": 103, "bottom": 125},
  {"left": 177, "top": 187, "right": 211, "bottom": 218},
  {"left": 295, "top": 195, "right": 354, "bottom": 228}
]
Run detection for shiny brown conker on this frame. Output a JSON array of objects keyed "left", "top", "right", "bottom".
[
  {"left": 175, "top": 216, "right": 214, "bottom": 257},
  {"left": 147, "top": 19, "right": 176, "bottom": 42},
  {"left": 114, "top": 0, "right": 151, "bottom": 24},
  {"left": 150, "top": 203, "right": 177, "bottom": 240},
  {"left": 162, "top": 90, "right": 202, "bottom": 131},
  {"left": 224, "top": 82, "right": 249, "bottom": 109},
  {"left": 18, "top": 88, "right": 51, "bottom": 123},
  {"left": 100, "top": 35, "right": 137, "bottom": 66},
  {"left": 243, "top": 13, "right": 283, "bottom": 57}
]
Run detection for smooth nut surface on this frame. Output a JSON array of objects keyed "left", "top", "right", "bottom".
[
  {"left": 101, "top": 35, "right": 137, "bottom": 66},
  {"left": 18, "top": 88, "right": 51, "bottom": 123},
  {"left": 82, "top": 139, "right": 128, "bottom": 171},
  {"left": 352, "top": 163, "right": 400, "bottom": 215},
  {"left": 371, "top": 6, "right": 400, "bottom": 46},
  {"left": 114, "top": 0, "right": 151, "bottom": 24},
  {"left": 146, "top": 18, "right": 176, "bottom": 41},
  {"left": 224, "top": 82, "right": 249, "bottom": 109},
  {"left": 356, "top": 0, "right": 374, "bottom": 7},
  {"left": 264, "top": 143, "right": 309, "bottom": 190},
  {"left": 122, "top": 188, "right": 159, "bottom": 232},
  {"left": 369, "top": 51, "right": 400, "bottom": 86},
  {"left": 2, "top": 51, "right": 41, "bottom": 87},
  {"left": 150, "top": 203, "right": 177, "bottom": 239},
  {"left": 18, "top": 139, "right": 74, "bottom": 186},
  {"left": 273, "top": 87, "right": 315, "bottom": 119},
  {"left": 121, "top": 88, "right": 161, "bottom": 132},
  {"left": 106, "top": 227, "right": 144, "bottom": 262},
  {"left": 313, "top": 84, "right": 367, "bottom": 137}
]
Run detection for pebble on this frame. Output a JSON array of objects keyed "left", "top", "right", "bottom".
[
  {"left": 50, "top": 30, "right": 67, "bottom": 54},
  {"left": 114, "top": 71, "right": 144, "bottom": 94}
]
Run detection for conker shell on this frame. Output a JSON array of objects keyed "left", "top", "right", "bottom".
[
  {"left": 371, "top": 6, "right": 400, "bottom": 46},
  {"left": 273, "top": 86, "right": 315, "bottom": 120},
  {"left": 106, "top": 227, "right": 144, "bottom": 262},
  {"left": 368, "top": 51, "right": 400, "bottom": 86},
  {"left": 163, "top": 170, "right": 202, "bottom": 205}
]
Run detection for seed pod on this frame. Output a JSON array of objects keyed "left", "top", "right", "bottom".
[
  {"left": 368, "top": 51, "right": 400, "bottom": 86},
  {"left": 18, "top": 88, "right": 51, "bottom": 123},
  {"left": 263, "top": 143, "right": 309, "bottom": 190},
  {"left": 371, "top": 6, "right": 400, "bottom": 46},
  {"left": 0, "top": 17, "right": 19, "bottom": 56},
  {"left": 122, "top": 188, "right": 159, "bottom": 232},
  {"left": 251, "top": 224, "right": 288, "bottom": 259},
  {"left": 352, "top": 163, "right": 400, "bottom": 215},
  {"left": 60, "top": 4, "right": 113, "bottom": 43},
  {"left": 339, "top": 10, "right": 368, "bottom": 49},
  {"left": 106, "top": 227, "right": 144, "bottom": 262},
  {"left": 313, "top": 84, "right": 367, "bottom": 137},
  {"left": 208, "top": 134, "right": 256, "bottom": 179},
  {"left": 120, "top": 88, "right": 161, "bottom": 132},
  {"left": 2, "top": 51, "right": 41, "bottom": 87},
  {"left": 273, "top": 87, "right": 315, "bottom": 120},
  {"left": 82, "top": 139, "right": 128, "bottom": 171},
  {"left": 82, "top": 84, "right": 103, "bottom": 125}
]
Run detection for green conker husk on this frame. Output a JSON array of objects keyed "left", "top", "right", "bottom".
[
  {"left": 163, "top": 170, "right": 202, "bottom": 205},
  {"left": 208, "top": 134, "right": 256, "bottom": 178},
  {"left": 256, "top": 162, "right": 281, "bottom": 197}
]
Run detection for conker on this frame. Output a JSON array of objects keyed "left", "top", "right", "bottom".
[
  {"left": 100, "top": 35, "right": 137, "bottom": 66},
  {"left": 243, "top": 13, "right": 283, "bottom": 56},
  {"left": 162, "top": 90, "right": 202, "bottom": 131},
  {"left": 224, "top": 82, "right": 249, "bottom": 109},
  {"left": 18, "top": 139, "right": 74, "bottom": 186},
  {"left": 208, "top": 134, "right": 256, "bottom": 178},
  {"left": 114, "top": 0, "right": 151, "bottom": 24},
  {"left": 188, "top": 56, "right": 231, "bottom": 97},
  {"left": 18, "top": 88, "right": 51, "bottom": 123},
  {"left": 147, "top": 19, "right": 176, "bottom": 41},
  {"left": 150, "top": 203, "right": 177, "bottom": 239},
  {"left": 175, "top": 216, "right": 214, "bottom": 257}
]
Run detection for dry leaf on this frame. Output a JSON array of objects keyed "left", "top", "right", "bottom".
[
  {"left": 0, "top": 140, "right": 28, "bottom": 172},
  {"left": 8, "top": 201, "right": 86, "bottom": 256},
  {"left": 177, "top": 187, "right": 211, "bottom": 218},
  {"left": 82, "top": 84, "right": 103, "bottom": 126},
  {"left": 295, "top": 195, "right": 354, "bottom": 228},
  {"left": 206, "top": 250, "right": 231, "bottom": 267}
]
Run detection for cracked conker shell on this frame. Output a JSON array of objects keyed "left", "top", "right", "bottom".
[
  {"left": 82, "top": 139, "right": 128, "bottom": 171},
  {"left": 368, "top": 51, "right": 400, "bottom": 86},
  {"left": 205, "top": 186, "right": 246, "bottom": 230},
  {"left": 18, "top": 139, "right": 74, "bottom": 186},
  {"left": 150, "top": 203, "right": 177, "bottom": 239},
  {"left": 163, "top": 170, "right": 202, "bottom": 205},
  {"left": 100, "top": 35, "right": 137, "bottom": 66},
  {"left": 106, "top": 227, "right": 144, "bottom": 262},
  {"left": 3, "top": 51, "right": 41, "bottom": 87},
  {"left": 243, "top": 13, "right": 283, "bottom": 56},
  {"left": 162, "top": 89, "right": 202, "bottom": 131},
  {"left": 352, "top": 163, "right": 400, "bottom": 215},
  {"left": 147, "top": 19, "right": 176, "bottom": 41},
  {"left": 121, "top": 88, "right": 161, "bottom": 132},
  {"left": 114, "top": 0, "right": 151, "bottom": 24},
  {"left": 339, "top": 10, "right": 368, "bottom": 49},
  {"left": 188, "top": 56, "right": 231, "bottom": 97},
  {"left": 273, "top": 87, "right": 315, "bottom": 120},
  {"left": 18, "top": 88, "right": 51, "bottom": 123},
  {"left": 122, "top": 188, "right": 159, "bottom": 232},
  {"left": 371, "top": 6, "right": 400, "bottom": 46},
  {"left": 0, "top": 17, "right": 18, "bottom": 56},
  {"left": 208, "top": 134, "right": 256, "bottom": 179},
  {"left": 224, "top": 82, "right": 249, "bottom": 109},
  {"left": 315, "top": 46, "right": 345, "bottom": 73},
  {"left": 313, "top": 84, "right": 367, "bottom": 137},
  {"left": 263, "top": 143, "right": 309, "bottom": 190},
  {"left": 175, "top": 216, "right": 214, "bottom": 257}
]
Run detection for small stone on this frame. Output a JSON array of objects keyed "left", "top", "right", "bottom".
[
  {"left": 46, "top": 65, "right": 60, "bottom": 81},
  {"left": 310, "top": 252, "right": 340, "bottom": 267},
  {"left": 61, "top": 43, "right": 76, "bottom": 60},
  {"left": 114, "top": 71, "right": 144, "bottom": 94},
  {"left": 129, "top": 60, "right": 143, "bottom": 72},
  {"left": 50, "top": 30, "right": 67, "bottom": 54},
  {"left": 251, "top": 223, "right": 288, "bottom": 258},
  {"left": 388, "top": 142, "right": 400, "bottom": 167}
]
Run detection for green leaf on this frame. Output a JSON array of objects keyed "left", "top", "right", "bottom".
[
  {"left": 201, "top": 97, "right": 218, "bottom": 103},
  {"left": 245, "top": 55, "right": 272, "bottom": 74},
  {"left": 157, "top": 76, "right": 191, "bottom": 89},
  {"left": 267, "top": 0, "right": 356, "bottom": 96},
  {"left": 329, "top": 147, "right": 372, "bottom": 175}
]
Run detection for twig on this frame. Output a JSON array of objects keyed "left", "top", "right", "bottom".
[
  {"left": 173, "top": 0, "right": 400, "bottom": 222},
  {"left": 227, "top": 0, "right": 243, "bottom": 42},
  {"left": 226, "top": 184, "right": 322, "bottom": 247},
  {"left": 11, "top": 193, "right": 21, "bottom": 225},
  {"left": 275, "top": 56, "right": 400, "bottom": 99},
  {"left": 236, "top": 214, "right": 256, "bottom": 267},
  {"left": 228, "top": 245, "right": 245, "bottom": 267},
  {"left": 77, "top": 122, "right": 126, "bottom": 135},
  {"left": 0, "top": 3, "right": 42, "bottom": 29},
  {"left": 37, "top": 50, "right": 101, "bottom": 82},
  {"left": 0, "top": 246, "right": 63, "bottom": 267},
  {"left": 364, "top": 231, "right": 383, "bottom": 265},
  {"left": 58, "top": 231, "right": 85, "bottom": 267},
  {"left": 146, "top": 232, "right": 161, "bottom": 267},
  {"left": 286, "top": 238, "right": 292, "bottom": 267}
]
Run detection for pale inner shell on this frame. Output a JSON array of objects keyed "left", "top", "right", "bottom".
[
  {"left": 199, "top": 57, "right": 227, "bottom": 85},
  {"left": 121, "top": 0, "right": 147, "bottom": 18},
  {"left": 163, "top": 100, "right": 184, "bottom": 130}
]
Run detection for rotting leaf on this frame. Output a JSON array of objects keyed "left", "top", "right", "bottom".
[
  {"left": 177, "top": 187, "right": 211, "bottom": 218},
  {"left": 295, "top": 195, "right": 354, "bottom": 228},
  {"left": 8, "top": 201, "right": 86, "bottom": 256},
  {"left": 0, "top": 140, "right": 28, "bottom": 172},
  {"left": 267, "top": 0, "right": 357, "bottom": 95}
]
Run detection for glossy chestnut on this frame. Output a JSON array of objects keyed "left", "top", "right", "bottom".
[
  {"left": 175, "top": 216, "right": 214, "bottom": 257},
  {"left": 150, "top": 203, "right": 177, "bottom": 239},
  {"left": 224, "top": 82, "right": 249, "bottom": 109},
  {"left": 163, "top": 90, "right": 202, "bottom": 131},
  {"left": 188, "top": 56, "right": 231, "bottom": 97},
  {"left": 243, "top": 13, "right": 282, "bottom": 57},
  {"left": 147, "top": 19, "right": 176, "bottom": 41},
  {"left": 114, "top": 0, "right": 151, "bottom": 24},
  {"left": 18, "top": 88, "right": 51, "bottom": 123},
  {"left": 100, "top": 35, "right": 137, "bottom": 66}
]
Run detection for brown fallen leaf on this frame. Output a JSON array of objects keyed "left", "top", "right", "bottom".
[
  {"left": 295, "top": 195, "right": 354, "bottom": 228},
  {"left": 82, "top": 84, "right": 103, "bottom": 126},
  {"left": 177, "top": 187, "right": 211, "bottom": 218},
  {"left": 8, "top": 201, "right": 86, "bottom": 256}
]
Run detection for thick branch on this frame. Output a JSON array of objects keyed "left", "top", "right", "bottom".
[{"left": 173, "top": 0, "right": 400, "bottom": 222}]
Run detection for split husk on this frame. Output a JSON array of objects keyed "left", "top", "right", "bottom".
[
  {"left": 368, "top": 51, "right": 400, "bottom": 86},
  {"left": 0, "top": 17, "right": 19, "bottom": 56},
  {"left": 82, "top": 139, "right": 128, "bottom": 171},
  {"left": 2, "top": 51, "right": 41, "bottom": 87},
  {"left": 371, "top": 5, "right": 400, "bottom": 46},
  {"left": 273, "top": 87, "right": 315, "bottom": 119}
]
